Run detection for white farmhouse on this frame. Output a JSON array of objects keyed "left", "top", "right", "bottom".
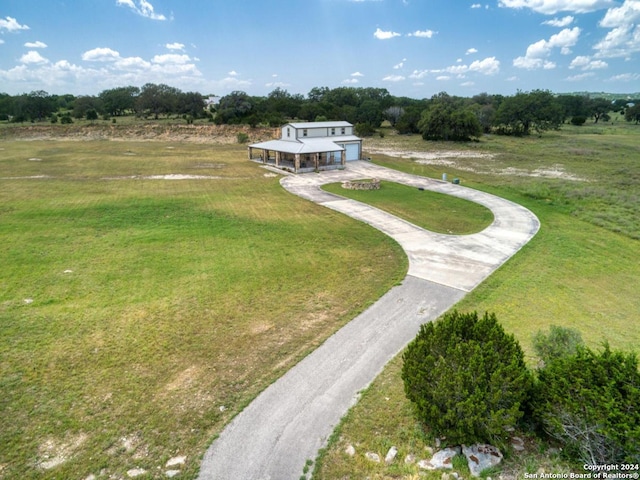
[{"left": 248, "top": 121, "right": 362, "bottom": 173}]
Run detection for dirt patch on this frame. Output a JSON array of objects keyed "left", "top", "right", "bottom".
[
  {"left": 367, "top": 146, "right": 495, "bottom": 164},
  {"left": 366, "top": 146, "right": 586, "bottom": 181},
  {"left": 500, "top": 165, "right": 587, "bottom": 181},
  {"left": 103, "top": 174, "right": 223, "bottom": 180},
  {"left": 1, "top": 123, "right": 278, "bottom": 144},
  {"left": 36, "top": 433, "right": 88, "bottom": 470}
]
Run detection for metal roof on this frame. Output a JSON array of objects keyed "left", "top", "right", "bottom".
[
  {"left": 286, "top": 121, "right": 353, "bottom": 129},
  {"left": 249, "top": 138, "right": 345, "bottom": 154}
]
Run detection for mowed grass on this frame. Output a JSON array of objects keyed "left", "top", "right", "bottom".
[
  {"left": 0, "top": 140, "right": 410, "bottom": 479},
  {"left": 322, "top": 181, "right": 493, "bottom": 235},
  {"left": 314, "top": 122, "right": 640, "bottom": 479}
]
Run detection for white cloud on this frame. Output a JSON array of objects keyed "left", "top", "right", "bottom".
[
  {"left": 393, "top": 58, "right": 407, "bottom": 69},
  {"left": 599, "top": 0, "right": 640, "bottom": 27},
  {"left": 115, "top": 56, "right": 151, "bottom": 69},
  {"left": 228, "top": 70, "right": 238, "bottom": 76},
  {"left": 434, "top": 56, "right": 501, "bottom": 76},
  {"left": 594, "top": 1, "right": 640, "bottom": 58},
  {"left": 468, "top": 56, "right": 501, "bottom": 74},
  {"left": 82, "top": 47, "right": 121, "bottom": 62},
  {"left": 543, "top": 15, "right": 574, "bottom": 26},
  {"left": 471, "top": 3, "right": 483, "bottom": 8},
  {"left": 351, "top": 71, "right": 364, "bottom": 77},
  {"left": 498, "top": 0, "right": 613, "bottom": 14},
  {"left": 0, "top": 39, "right": 4, "bottom": 45},
  {"left": 24, "top": 41, "right": 47, "bottom": 48},
  {"left": 20, "top": 51, "right": 48, "bottom": 65},
  {"left": 0, "top": 16, "right": 29, "bottom": 32},
  {"left": 513, "top": 27, "right": 581, "bottom": 69},
  {"left": 382, "top": 74, "right": 405, "bottom": 81},
  {"left": 152, "top": 53, "right": 191, "bottom": 64},
  {"left": 166, "top": 42, "right": 185, "bottom": 51},
  {"left": 608, "top": 72, "right": 640, "bottom": 82},
  {"left": 436, "top": 75, "right": 451, "bottom": 81},
  {"left": 409, "top": 69, "right": 428, "bottom": 79},
  {"left": 407, "top": 29, "right": 436, "bottom": 38},
  {"left": 513, "top": 56, "right": 557, "bottom": 69},
  {"left": 466, "top": 48, "right": 478, "bottom": 55},
  {"left": 342, "top": 78, "right": 360, "bottom": 84},
  {"left": 569, "top": 55, "right": 608, "bottom": 69},
  {"left": 116, "top": 0, "right": 167, "bottom": 21},
  {"left": 266, "top": 81, "right": 290, "bottom": 88},
  {"left": 566, "top": 71, "right": 596, "bottom": 80},
  {"left": 374, "top": 28, "right": 401, "bottom": 40}
]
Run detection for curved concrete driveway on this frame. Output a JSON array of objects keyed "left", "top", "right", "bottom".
[{"left": 198, "top": 161, "right": 540, "bottom": 480}]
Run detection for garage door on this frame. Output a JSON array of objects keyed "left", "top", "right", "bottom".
[{"left": 344, "top": 143, "right": 360, "bottom": 161}]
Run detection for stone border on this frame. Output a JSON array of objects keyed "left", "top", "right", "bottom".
[{"left": 341, "top": 178, "right": 380, "bottom": 190}]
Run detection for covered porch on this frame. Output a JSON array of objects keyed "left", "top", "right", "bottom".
[{"left": 248, "top": 139, "right": 346, "bottom": 173}]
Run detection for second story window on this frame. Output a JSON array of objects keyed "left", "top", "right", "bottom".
[
  {"left": 287, "top": 128, "right": 290, "bottom": 138},
  {"left": 303, "top": 129, "right": 308, "bottom": 137},
  {"left": 331, "top": 128, "right": 335, "bottom": 135},
  {"left": 341, "top": 127, "right": 346, "bottom": 135}
]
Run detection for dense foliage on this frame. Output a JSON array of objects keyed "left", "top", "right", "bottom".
[
  {"left": 1, "top": 85, "right": 638, "bottom": 137},
  {"left": 532, "top": 325, "right": 584, "bottom": 366},
  {"left": 401, "top": 311, "right": 532, "bottom": 446},
  {"left": 534, "top": 344, "right": 640, "bottom": 464}
]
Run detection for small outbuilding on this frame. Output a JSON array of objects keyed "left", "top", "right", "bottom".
[{"left": 248, "top": 121, "right": 362, "bottom": 173}]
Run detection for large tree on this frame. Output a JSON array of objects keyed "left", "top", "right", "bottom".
[
  {"left": 625, "top": 103, "right": 640, "bottom": 124},
  {"left": 588, "top": 97, "right": 613, "bottom": 123},
  {"left": 99, "top": 86, "right": 139, "bottom": 116},
  {"left": 137, "top": 83, "right": 181, "bottom": 119},
  {"left": 493, "top": 89, "right": 563, "bottom": 135},
  {"left": 418, "top": 92, "right": 482, "bottom": 141}
]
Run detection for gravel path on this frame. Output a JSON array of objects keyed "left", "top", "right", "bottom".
[{"left": 197, "top": 161, "right": 540, "bottom": 480}]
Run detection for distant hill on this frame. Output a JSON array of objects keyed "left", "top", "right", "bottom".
[{"left": 560, "top": 91, "right": 640, "bottom": 101}]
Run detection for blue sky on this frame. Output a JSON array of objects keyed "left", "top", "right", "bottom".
[{"left": 1, "top": 0, "right": 638, "bottom": 98}]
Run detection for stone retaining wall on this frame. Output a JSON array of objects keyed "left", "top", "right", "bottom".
[{"left": 341, "top": 178, "right": 380, "bottom": 190}]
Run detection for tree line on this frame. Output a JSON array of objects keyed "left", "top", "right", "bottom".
[{"left": 1, "top": 85, "right": 639, "bottom": 139}]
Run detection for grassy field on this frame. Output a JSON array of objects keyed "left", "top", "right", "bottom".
[
  {"left": 321, "top": 181, "right": 494, "bottom": 235},
  {"left": 314, "top": 122, "right": 640, "bottom": 479},
  {"left": 1, "top": 120, "right": 638, "bottom": 480},
  {"left": 0, "top": 139, "right": 410, "bottom": 479}
]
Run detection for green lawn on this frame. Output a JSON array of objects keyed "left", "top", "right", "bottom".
[
  {"left": 322, "top": 181, "right": 494, "bottom": 235},
  {"left": 0, "top": 140, "right": 409, "bottom": 479},
  {"left": 314, "top": 122, "right": 640, "bottom": 479}
]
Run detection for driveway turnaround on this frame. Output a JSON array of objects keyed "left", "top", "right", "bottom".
[{"left": 198, "top": 161, "right": 540, "bottom": 480}]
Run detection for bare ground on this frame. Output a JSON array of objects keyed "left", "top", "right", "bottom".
[{"left": 0, "top": 123, "right": 277, "bottom": 144}]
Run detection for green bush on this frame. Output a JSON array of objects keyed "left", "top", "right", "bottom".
[
  {"left": 570, "top": 116, "right": 587, "bottom": 126},
  {"left": 401, "top": 311, "right": 532, "bottom": 446},
  {"left": 60, "top": 115, "right": 73, "bottom": 124},
  {"left": 532, "top": 325, "right": 584, "bottom": 366},
  {"left": 236, "top": 132, "right": 249, "bottom": 144},
  {"left": 534, "top": 344, "right": 640, "bottom": 464},
  {"left": 354, "top": 122, "right": 376, "bottom": 137}
]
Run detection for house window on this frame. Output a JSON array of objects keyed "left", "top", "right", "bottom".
[
  {"left": 303, "top": 129, "right": 308, "bottom": 137},
  {"left": 287, "top": 128, "right": 290, "bottom": 138},
  {"left": 331, "top": 128, "right": 335, "bottom": 135},
  {"left": 341, "top": 127, "right": 345, "bottom": 135}
]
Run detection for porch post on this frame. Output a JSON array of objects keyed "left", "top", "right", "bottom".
[
  {"left": 315, "top": 153, "right": 319, "bottom": 170},
  {"left": 276, "top": 151, "right": 280, "bottom": 167},
  {"left": 294, "top": 154, "right": 300, "bottom": 172}
]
